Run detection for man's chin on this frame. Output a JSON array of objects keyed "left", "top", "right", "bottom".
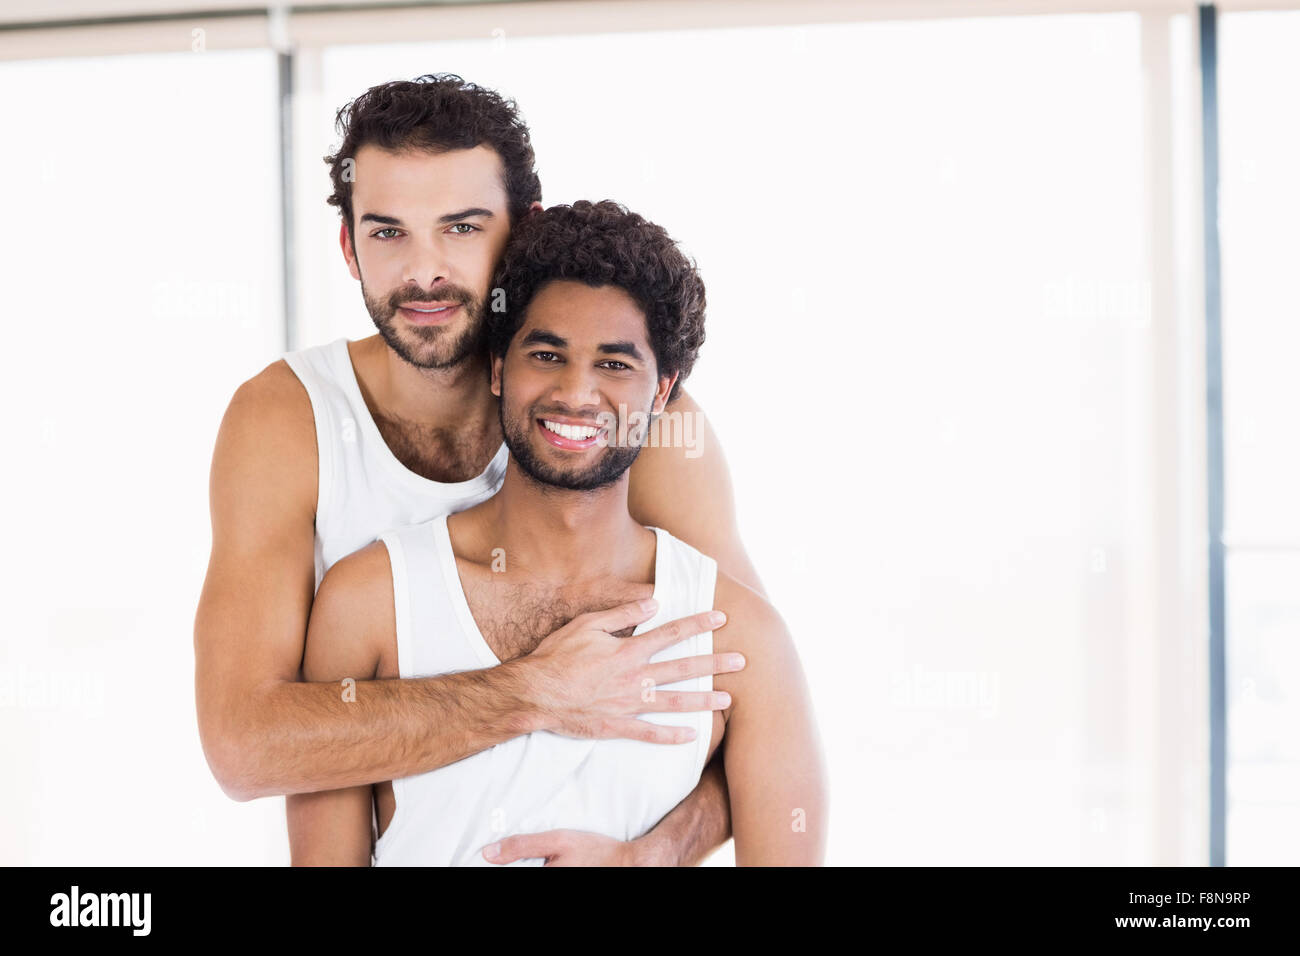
[
  {"left": 527, "top": 469, "right": 621, "bottom": 493},
  {"left": 516, "top": 443, "right": 637, "bottom": 492},
  {"left": 379, "top": 319, "right": 479, "bottom": 370}
]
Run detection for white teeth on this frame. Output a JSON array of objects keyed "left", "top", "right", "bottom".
[
  {"left": 409, "top": 306, "right": 448, "bottom": 313},
  {"left": 543, "top": 420, "right": 599, "bottom": 441}
]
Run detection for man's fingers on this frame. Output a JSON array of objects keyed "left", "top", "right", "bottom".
[
  {"left": 644, "top": 652, "right": 746, "bottom": 687},
  {"left": 633, "top": 610, "right": 726, "bottom": 657},
  {"left": 483, "top": 831, "right": 570, "bottom": 864},
  {"left": 601, "top": 716, "right": 700, "bottom": 745},
  {"left": 579, "top": 598, "right": 660, "bottom": 636},
  {"left": 633, "top": 689, "right": 731, "bottom": 716}
]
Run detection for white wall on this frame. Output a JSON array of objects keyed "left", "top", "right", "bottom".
[{"left": 0, "top": 48, "right": 289, "bottom": 862}]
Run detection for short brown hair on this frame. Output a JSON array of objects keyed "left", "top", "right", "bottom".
[{"left": 325, "top": 73, "right": 542, "bottom": 235}]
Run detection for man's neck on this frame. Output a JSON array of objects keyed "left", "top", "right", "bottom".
[
  {"left": 472, "top": 462, "right": 650, "bottom": 586},
  {"left": 350, "top": 334, "right": 497, "bottom": 431}
]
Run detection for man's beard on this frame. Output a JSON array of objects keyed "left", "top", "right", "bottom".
[
  {"left": 360, "top": 274, "right": 486, "bottom": 370},
  {"left": 500, "top": 387, "right": 649, "bottom": 493}
]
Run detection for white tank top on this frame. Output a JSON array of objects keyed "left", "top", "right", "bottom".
[
  {"left": 373, "top": 513, "right": 717, "bottom": 866},
  {"left": 282, "top": 337, "right": 509, "bottom": 590}
]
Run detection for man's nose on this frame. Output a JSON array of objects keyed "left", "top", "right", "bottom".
[
  {"left": 401, "top": 236, "right": 452, "bottom": 291},
  {"left": 550, "top": 362, "right": 600, "bottom": 411}
]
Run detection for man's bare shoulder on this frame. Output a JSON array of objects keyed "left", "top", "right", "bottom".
[
  {"left": 710, "top": 570, "right": 810, "bottom": 737},
  {"left": 710, "top": 570, "right": 788, "bottom": 661},
  {"left": 706, "top": 570, "right": 787, "bottom": 727},
  {"left": 305, "top": 540, "right": 396, "bottom": 680},
  {"left": 211, "top": 359, "right": 317, "bottom": 516},
  {"left": 226, "top": 359, "right": 315, "bottom": 442},
  {"left": 323, "top": 539, "right": 394, "bottom": 593}
]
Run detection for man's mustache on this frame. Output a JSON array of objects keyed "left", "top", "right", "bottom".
[{"left": 389, "top": 286, "right": 475, "bottom": 310}]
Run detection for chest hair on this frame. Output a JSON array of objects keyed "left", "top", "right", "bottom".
[
  {"left": 372, "top": 411, "right": 500, "bottom": 484},
  {"left": 460, "top": 571, "right": 653, "bottom": 662}
]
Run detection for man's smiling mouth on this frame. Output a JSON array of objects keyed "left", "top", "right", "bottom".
[
  {"left": 537, "top": 417, "right": 606, "bottom": 449},
  {"left": 541, "top": 419, "right": 600, "bottom": 440}
]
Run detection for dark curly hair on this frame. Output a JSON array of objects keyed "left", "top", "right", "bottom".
[
  {"left": 490, "top": 200, "right": 706, "bottom": 403},
  {"left": 325, "top": 73, "right": 542, "bottom": 237}
]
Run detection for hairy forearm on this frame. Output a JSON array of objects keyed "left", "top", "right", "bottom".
[
  {"left": 636, "top": 749, "right": 732, "bottom": 866},
  {"left": 215, "top": 662, "right": 542, "bottom": 800}
]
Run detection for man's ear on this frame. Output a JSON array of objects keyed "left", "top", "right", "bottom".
[
  {"left": 651, "top": 372, "right": 679, "bottom": 415},
  {"left": 490, "top": 354, "right": 504, "bottom": 397},
  {"left": 340, "top": 221, "right": 360, "bottom": 281}
]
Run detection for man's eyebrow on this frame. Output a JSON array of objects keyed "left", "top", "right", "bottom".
[
  {"left": 439, "top": 207, "right": 496, "bottom": 224},
  {"left": 520, "top": 329, "right": 567, "bottom": 348},
  {"left": 356, "top": 208, "right": 496, "bottom": 227},
  {"left": 597, "top": 341, "right": 645, "bottom": 361},
  {"left": 519, "top": 329, "right": 646, "bottom": 361}
]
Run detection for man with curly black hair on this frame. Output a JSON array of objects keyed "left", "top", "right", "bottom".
[
  {"left": 488, "top": 200, "right": 707, "bottom": 490},
  {"left": 289, "top": 201, "right": 826, "bottom": 865},
  {"left": 197, "top": 74, "right": 780, "bottom": 866}
]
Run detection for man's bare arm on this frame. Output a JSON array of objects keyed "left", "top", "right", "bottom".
[
  {"left": 287, "top": 552, "right": 386, "bottom": 866},
  {"left": 287, "top": 787, "right": 373, "bottom": 866},
  {"left": 714, "top": 576, "right": 828, "bottom": 865}
]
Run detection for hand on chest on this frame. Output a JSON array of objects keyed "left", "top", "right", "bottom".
[{"left": 459, "top": 570, "right": 653, "bottom": 662}]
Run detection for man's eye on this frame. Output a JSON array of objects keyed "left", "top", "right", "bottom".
[
  {"left": 531, "top": 351, "right": 559, "bottom": 362},
  {"left": 449, "top": 223, "right": 479, "bottom": 235},
  {"left": 600, "top": 361, "right": 631, "bottom": 371},
  {"left": 373, "top": 228, "right": 400, "bottom": 240}
]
